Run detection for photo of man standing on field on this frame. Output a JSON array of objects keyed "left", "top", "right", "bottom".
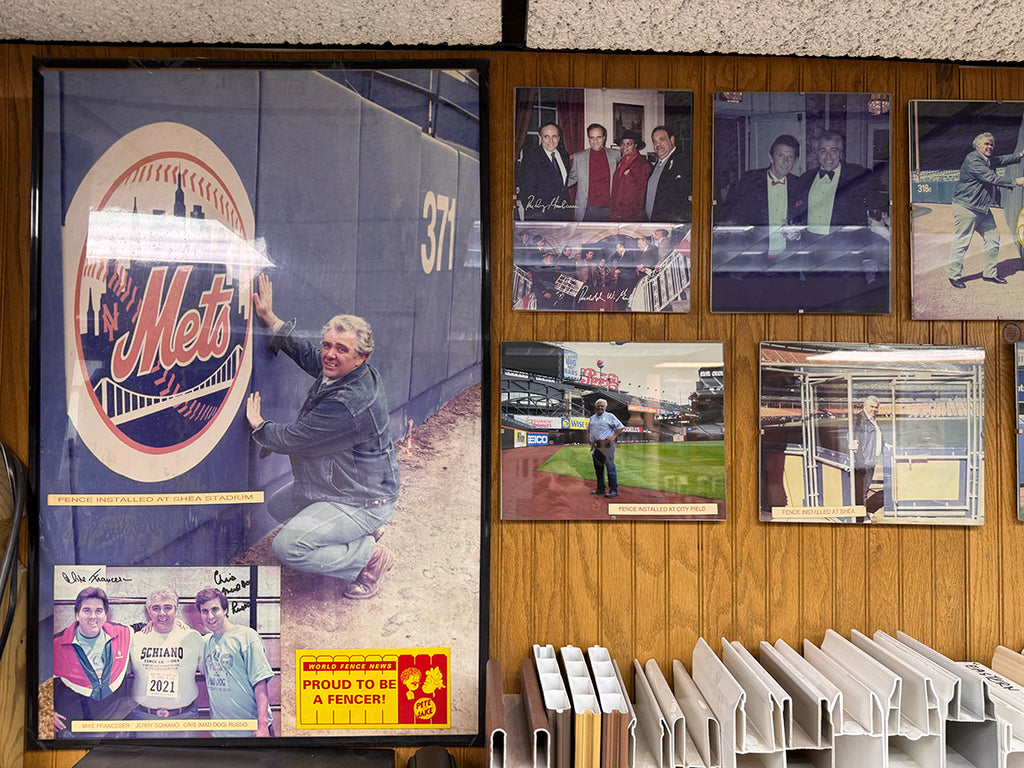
[{"left": 499, "top": 341, "right": 726, "bottom": 521}]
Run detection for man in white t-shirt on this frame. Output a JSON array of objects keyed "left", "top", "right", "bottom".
[{"left": 128, "top": 587, "right": 204, "bottom": 736}]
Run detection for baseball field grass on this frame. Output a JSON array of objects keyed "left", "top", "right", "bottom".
[{"left": 537, "top": 441, "right": 726, "bottom": 499}]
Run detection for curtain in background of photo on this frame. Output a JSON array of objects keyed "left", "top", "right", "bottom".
[
  {"left": 556, "top": 90, "right": 585, "bottom": 155},
  {"left": 514, "top": 88, "right": 535, "bottom": 160},
  {"left": 556, "top": 90, "right": 585, "bottom": 208}
]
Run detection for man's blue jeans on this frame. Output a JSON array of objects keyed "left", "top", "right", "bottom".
[{"left": 268, "top": 483, "right": 395, "bottom": 581}]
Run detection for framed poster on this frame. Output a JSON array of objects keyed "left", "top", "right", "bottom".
[
  {"left": 500, "top": 341, "right": 726, "bottom": 521},
  {"left": 909, "top": 100, "right": 1024, "bottom": 319},
  {"left": 712, "top": 92, "right": 892, "bottom": 313},
  {"left": 759, "top": 342, "right": 985, "bottom": 524},
  {"left": 30, "top": 60, "right": 488, "bottom": 746},
  {"left": 512, "top": 87, "right": 693, "bottom": 312}
]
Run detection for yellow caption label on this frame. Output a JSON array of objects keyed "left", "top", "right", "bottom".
[
  {"left": 47, "top": 491, "right": 263, "bottom": 506},
  {"left": 609, "top": 503, "right": 719, "bottom": 516},
  {"left": 773, "top": 505, "right": 864, "bottom": 519}
]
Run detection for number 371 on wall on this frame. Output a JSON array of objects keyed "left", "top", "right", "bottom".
[{"left": 421, "top": 191, "right": 457, "bottom": 274}]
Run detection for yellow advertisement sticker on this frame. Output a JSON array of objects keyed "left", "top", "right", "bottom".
[{"left": 295, "top": 649, "right": 450, "bottom": 729}]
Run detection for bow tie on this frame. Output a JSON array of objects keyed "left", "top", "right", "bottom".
[
  {"left": 818, "top": 169, "right": 835, "bottom": 180},
  {"left": 770, "top": 176, "right": 786, "bottom": 186}
]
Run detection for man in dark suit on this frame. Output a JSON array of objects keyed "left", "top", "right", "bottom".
[
  {"left": 793, "top": 131, "right": 875, "bottom": 236},
  {"left": 719, "top": 133, "right": 803, "bottom": 260},
  {"left": 849, "top": 395, "right": 889, "bottom": 508},
  {"left": 652, "top": 228, "right": 671, "bottom": 264},
  {"left": 517, "top": 122, "right": 572, "bottom": 221},
  {"left": 644, "top": 125, "right": 691, "bottom": 223},
  {"left": 711, "top": 134, "right": 806, "bottom": 309},
  {"left": 782, "top": 131, "right": 889, "bottom": 311}
]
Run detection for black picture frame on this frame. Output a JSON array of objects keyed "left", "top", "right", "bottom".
[
  {"left": 612, "top": 102, "right": 644, "bottom": 145},
  {"left": 29, "top": 58, "right": 489, "bottom": 747}
]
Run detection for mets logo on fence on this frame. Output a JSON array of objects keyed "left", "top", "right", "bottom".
[{"left": 62, "top": 122, "right": 258, "bottom": 482}]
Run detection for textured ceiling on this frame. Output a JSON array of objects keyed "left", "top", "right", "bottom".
[
  {"left": 0, "top": 0, "right": 503, "bottom": 47},
  {"left": 526, "top": 0, "right": 1024, "bottom": 62},
  {"left": 0, "top": 0, "right": 1022, "bottom": 63}
]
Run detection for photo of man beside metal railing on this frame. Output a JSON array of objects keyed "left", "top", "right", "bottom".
[{"left": 759, "top": 343, "right": 985, "bottom": 525}]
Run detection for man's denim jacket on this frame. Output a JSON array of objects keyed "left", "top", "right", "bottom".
[{"left": 252, "top": 320, "right": 400, "bottom": 507}]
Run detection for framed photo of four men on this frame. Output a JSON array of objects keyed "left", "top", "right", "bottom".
[{"left": 513, "top": 87, "right": 695, "bottom": 313}]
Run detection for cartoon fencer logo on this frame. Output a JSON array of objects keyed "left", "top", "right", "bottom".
[{"left": 63, "top": 122, "right": 260, "bottom": 482}]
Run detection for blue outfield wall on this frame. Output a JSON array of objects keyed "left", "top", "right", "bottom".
[{"left": 34, "top": 69, "right": 482, "bottom": 653}]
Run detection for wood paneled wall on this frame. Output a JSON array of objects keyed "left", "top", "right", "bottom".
[{"left": 2, "top": 44, "right": 1024, "bottom": 768}]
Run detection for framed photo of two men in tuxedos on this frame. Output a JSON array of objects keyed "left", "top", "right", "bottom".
[{"left": 712, "top": 92, "right": 892, "bottom": 314}]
